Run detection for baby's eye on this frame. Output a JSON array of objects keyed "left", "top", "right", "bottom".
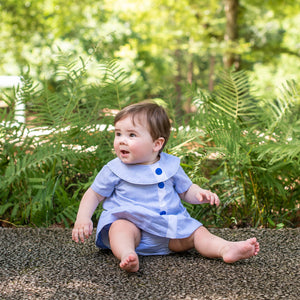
[
  {"left": 115, "top": 132, "right": 121, "bottom": 137},
  {"left": 129, "top": 133, "right": 136, "bottom": 137}
]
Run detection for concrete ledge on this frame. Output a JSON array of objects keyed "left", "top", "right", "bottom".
[{"left": 0, "top": 228, "right": 299, "bottom": 299}]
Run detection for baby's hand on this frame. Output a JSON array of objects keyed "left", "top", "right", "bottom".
[
  {"left": 72, "top": 218, "right": 93, "bottom": 243},
  {"left": 196, "top": 188, "right": 220, "bottom": 207}
]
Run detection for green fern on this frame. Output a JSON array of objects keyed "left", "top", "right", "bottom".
[
  {"left": 191, "top": 70, "right": 299, "bottom": 227},
  {"left": 0, "top": 54, "right": 134, "bottom": 227},
  {"left": 210, "top": 70, "right": 259, "bottom": 125},
  {"left": 257, "top": 142, "right": 300, "bottom": 165},
  {"left": 98, "top": 59, "right": 136, "bottom": 110},
  {"left": 264, "top": 81, "right": 299, "bottom": 135},
  {"left": 256, "top": 80, "right": 300, "bottom": 164}
]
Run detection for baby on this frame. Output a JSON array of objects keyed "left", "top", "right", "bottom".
[{"left": 72, "top": 101, "right": 259, "bottom": 272}]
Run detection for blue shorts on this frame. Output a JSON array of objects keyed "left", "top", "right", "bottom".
[{"left": 96, "top": 224, "right": 172, "bottom": 256}]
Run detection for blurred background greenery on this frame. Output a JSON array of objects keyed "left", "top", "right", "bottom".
[
  {"left": 0, "top": 0, "right": 299, "bottom": 228},
  {"left": 1, "top": 0, "right": 300, "bottom": 103}
]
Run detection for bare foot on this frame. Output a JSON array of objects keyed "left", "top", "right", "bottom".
[
  {"left": 119, "top": 252, "right": 139, "bottom": 272},
  {"left": 222, "top": 238, "right": 260, "bottom": 263}
]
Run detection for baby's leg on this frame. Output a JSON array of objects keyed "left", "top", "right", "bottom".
[
  {"left": 109, "top": 219, "right": 141, "bottom": 272},
  {"left": 169, "top": 226, "right": 259, "bottom": 263},
  {"left": 193, "top": 227, "right": 260, "bottom": 263}
]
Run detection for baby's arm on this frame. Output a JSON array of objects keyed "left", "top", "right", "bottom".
[
  {"left": 179, "top": 184, "right": 220, "bottom": 206},
  {"left": 72, "top": 187, "right": 105, "bottom": 243}
]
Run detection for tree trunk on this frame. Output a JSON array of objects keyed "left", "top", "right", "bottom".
[
  {"left": 223, "top": 0, "right": 240, "bottom": 69},
  {"left": 183, "top": 58, "right": 194, "bottom": 113},
  {"left": 174, "top": 49, "right": 183, "bottom": 118}
]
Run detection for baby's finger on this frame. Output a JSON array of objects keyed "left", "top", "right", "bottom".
[
  {"left": 72, "top": 229, "right": 79, "bottom": 243},
  {"left": 204, "top": 191, "right": 212, "bottom": 202},
  {"left": 209, "top": 193, "right": 214, "bottom": 205},
  {"left": 78, "top": 228, "right": 85, "bottom": 243},
  {"left": 73, "top": 229, "right": 82, "bottom": 243},
  {"left": 84, "top": 226, "right": 91, "bottom": 239},
  {"left": 211, "top": 193, "right": 220, "bottom": 206},
  {"left": 196, "top": 193, "right": 203, "bottom": 203},
  {"left": 89, "top": 223, "right": 93, "bottom": 236}
]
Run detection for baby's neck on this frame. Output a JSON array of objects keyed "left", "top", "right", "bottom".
[{"left": 138, "top": 153, "right": 161, "bottom": 165}]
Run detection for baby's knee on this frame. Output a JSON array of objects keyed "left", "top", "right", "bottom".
[
  {"left": 110, "top": 219, "right": 127, "bottom": 227},
  {"left": 109, "top": 219, "right": 141, "bottom": 238},
  {"left": 169, "top": 235, "right": 194, "bottom": 252}
]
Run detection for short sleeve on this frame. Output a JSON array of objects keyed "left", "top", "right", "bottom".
[
  {"left": 91, "top": 165, "right": 120, "bottom": 197},
  {"left": 172, "top": 165, "right": 193, "bottom": 194}
]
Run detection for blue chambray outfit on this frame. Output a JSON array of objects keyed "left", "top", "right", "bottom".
[{"left": 91, "top": 152, "right": 202, "bottom": 255}]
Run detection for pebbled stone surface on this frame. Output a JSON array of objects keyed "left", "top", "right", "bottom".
[{"left": 0, "top": 228, "right": 299, "bottom": 299}]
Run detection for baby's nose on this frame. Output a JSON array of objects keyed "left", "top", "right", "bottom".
[{"left": 119, "top": 136, "right": 127, "bottom": 144}]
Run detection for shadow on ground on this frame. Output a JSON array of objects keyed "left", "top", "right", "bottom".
[{"left": 0, "top": 228, "right": 299, "bottom": 299}]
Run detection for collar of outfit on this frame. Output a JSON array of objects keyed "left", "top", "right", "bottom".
[{"left": 107, "top": 152, "right": 180, "bottom": 185}]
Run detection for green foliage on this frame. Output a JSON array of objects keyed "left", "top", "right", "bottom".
[
  {"left": 1, "top": 0, "right": 300, "bottom": 108},
  {"left": 0, "top": 54, "right": 135, "bottom": 227},
  {"left": 179, "top": 70, "right": 299, "bottom": 228},
  {"left": 0, "top": 55, "right": 299, "bottom": 229}
]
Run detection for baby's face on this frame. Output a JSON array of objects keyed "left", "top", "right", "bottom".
[{"left": 114, "top": 115, "right": 160, "bottom": 165}]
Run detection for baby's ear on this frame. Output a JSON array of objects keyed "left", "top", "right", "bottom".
[{"left": 153, "top": 137, "right": 165, "bottom": 152}]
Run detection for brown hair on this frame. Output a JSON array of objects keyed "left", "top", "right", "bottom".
[{"left": 114, "top": 101, "right": 171, "bottom": 152}]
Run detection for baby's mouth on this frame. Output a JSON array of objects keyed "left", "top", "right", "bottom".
[{"left": 121, "top": 150, "right": 129, "bottom": 155}]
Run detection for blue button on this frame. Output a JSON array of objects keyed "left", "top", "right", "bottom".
[
  {"left": 160, "top": 211, "right": 166, "bottom": 215},
  {"left": 158, "top": 182, "right": 165, "bottom": 188},
  {"left": 155, "top": 168, "right": 162, "bottom": 175}
]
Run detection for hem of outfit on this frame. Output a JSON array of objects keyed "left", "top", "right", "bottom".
[{"left": 95, "top": 222, "right": 203, "bottom": 256}]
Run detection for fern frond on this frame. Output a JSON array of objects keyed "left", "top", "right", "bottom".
[
  {"left": 212, "top": 70, "right": 259, "bottom": 125},
  {"left": 98, "top": 59, "right": 136, "bottom": 109},
  {"left": 31, "top": 62, "right": 87, "bottom": 127},
  {"left": 17, "top": 73, "right": 40, "bottom": 105},
  {"left": 0, "top": 203, "right": 14, "bottom": 216},
  {"left": 257, "top": 141, "right": 300, "bottom": 165},
  {"left": 26, "top": 57, "right": 135, "bottom": 128},
  {"left": 256, "top": 81, "right": 300, "bottom": 164},
  {"left": 0, "top": 90, "right": 15, "bottom": 123},
  {"left": 206, "top": 116, "right": 243, "bottom": 158},
  {"left": 265, "top": 80, "right": 300, "bottom": 136},
  {"left": 3, "top": 145, "right": 79, "bottom": 186},
  {"left": 55, "top": 53, "right": 87, "bottom": 82},
  {"left": 55, "top": 204, "right": 79, "bottom": 227}
]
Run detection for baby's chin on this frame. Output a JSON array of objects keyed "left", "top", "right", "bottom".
[
  {"left": 117, "top": 153, "right": 159, "bottom": 165},
  {"left": 117, "top": 155, "right": 137, "bottom": 165},
  {"left": 119, "top": 158, "right": 153, "bottom": 165}
]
